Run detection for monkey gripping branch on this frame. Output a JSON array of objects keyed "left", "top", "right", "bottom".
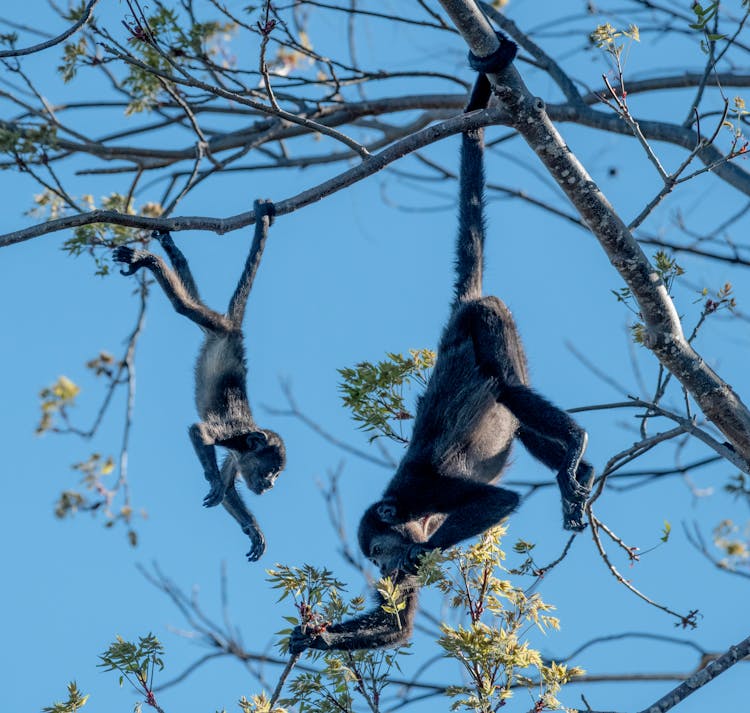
[{"left": 436, "top": 0, "right": 750, "bottom": 468}]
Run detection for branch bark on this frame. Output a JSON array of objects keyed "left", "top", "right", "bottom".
[
  {"left": 635, "top": 632, "right": 750, "bottom": 713},
  {"left": 436, "top": 0, "right": 750, "bottom": 463}
]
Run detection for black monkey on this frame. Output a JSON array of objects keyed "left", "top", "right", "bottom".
[
  {"left": 112, "top": 200, "right": 286, "bottom": 561},
  {"left": 290, "top": 38, "right": 594, "bottom": 652}
]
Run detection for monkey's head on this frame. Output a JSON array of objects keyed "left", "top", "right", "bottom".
[
  {"left": 358, "top": 503, "right": 428, "bottom": 577},
  {"left": 236, "top": 428, "right": 287, "bottom": 494}
]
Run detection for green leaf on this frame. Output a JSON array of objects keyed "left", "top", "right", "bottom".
[{"left": 661, "top": 521, "right": 672, "bottom": 543}]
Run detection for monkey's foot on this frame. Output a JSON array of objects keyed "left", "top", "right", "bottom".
[
  {"left": 243, "top": 526, "right": 266, "bottom": 562},
  {"left": 112, "top": 245, "right": 150, "bottom": 276},
  {"left": 558, "top": 466, "right": 593, "bottom": 531},
  {"left": 562, "top": 500, "right": 588, "bottom": 532},
  {"left": 202, "top": 481, "right": 226, "bottom": 508}
]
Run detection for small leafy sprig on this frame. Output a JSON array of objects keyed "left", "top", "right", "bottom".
[
  {"left": 612, "top": 250, "right": 684, "bottom": 344},
  {"left": 98, "top": 634, "right": 165, "bottom": 712},
  {"left": 419, "top": 527, "right": 584, "bottom": 712},
  {"left": 43, "top": 682, "right": 89, "bottom": 713},
  {"left": 338, "top": 349, "right": 435, "bottom": 443},
  {"left": 266, "top": 565, "right": 406, "bottom": 713}
]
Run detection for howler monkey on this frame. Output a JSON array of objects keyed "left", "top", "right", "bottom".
[
  {"left": 290, "top": 37, "right": 593, "bottom": 651},
  {"left": 113, "top": 200, "right": 285, "bottom": 562}
]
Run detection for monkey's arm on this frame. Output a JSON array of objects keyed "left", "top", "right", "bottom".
[
  {"left": 153, "top": 230, "right": 201, "bottom": 301},
  {"left": 226, "top": 199, "right": 275, "bottom": 327},
  {"left": 113, "top": 246, "right": 229, "bottom": 332},
  {"left": 289, "top": 577, "right": 418, "bottom": 652},
  {"left": 188, "top": 423, "right": 227, "bottom": 508},
  {"left": 221, "top": 480, "right": 266, "bottom": 562}
]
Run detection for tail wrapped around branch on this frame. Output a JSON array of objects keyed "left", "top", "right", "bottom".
[{"left": 452, "top": 34, "right": 517, "bottom": 307}]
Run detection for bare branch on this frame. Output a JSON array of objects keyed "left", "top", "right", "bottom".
[
  {"left": 635, "top": 632, "right": 750, "bottom": 713},
  {"left": 0, "top": 0, "right": 100, "bottom": 58},
  {"left": 0, "top": 104, "right": 505, "bottom": 247}
]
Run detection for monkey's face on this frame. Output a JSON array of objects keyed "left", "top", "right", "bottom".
[
  {"left": 366, "top": 531, "right": 414, "bottom": 577},
  {"left": 238, "top": 429, "right": 287, "bottom": 494}
]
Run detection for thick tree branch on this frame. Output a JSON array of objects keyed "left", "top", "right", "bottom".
[
  {"left": 0, "top": 105, "right": 504, "bottom": 247},
  {"left": 635, "top": 632, "right": 750, "bottom": 713},
  {"left": 436, "top": 0, "right": 750, "bottom": 462}
]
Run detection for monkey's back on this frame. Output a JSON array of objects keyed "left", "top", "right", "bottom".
[
  {"left": 406, "top": 295, "right": 528, "bottom": 484},
  {"left": 194, "top": 332, "right": 252, "bottom": 427}
]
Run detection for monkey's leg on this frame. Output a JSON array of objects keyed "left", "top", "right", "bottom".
[
  {"left": 519, "top": 427, "right": 594, "bottom": 530},
  {"left": 504, "top": 387, "right": 590, "bottom": 531},
  {"left": 113, "top": 246, "right": 228, "bottom": 332},
  {"left": 153, "top": 230, "right": 201, "bottom": 301},
  {"left": 188, "top": 423, "right": 227, "bottom": 507},
  {"left": 221, "top": 482, "right": 266, "bottom": 562},
  {"left": 463, "top": 301, "right": 591, "bottom": 530},
  {"left": 226, "top": 199, "right": 275, "bottom": 327}
]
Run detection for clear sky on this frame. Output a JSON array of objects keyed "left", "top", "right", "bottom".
[{"left": 2, "top": 1, "right": 749, "bottom": 712}]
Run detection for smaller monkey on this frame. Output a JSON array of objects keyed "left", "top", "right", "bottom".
[{"left": 113, "top": 199, "right": 285, "bottom": 561}]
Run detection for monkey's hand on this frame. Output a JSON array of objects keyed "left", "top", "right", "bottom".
[
  {"left": 400, "top": 543, "right": 430, "bottom": 574},
  {"left": 202, "top": 480, "right": 226, "bottom": 508},
  {"left": 112, "top": 245, "right": 151, "bottom": 276},
  {"left": 289, "top": 626, "right": 330, "bottom": 654},
  {"left": 243, "top": 523, "right": 266, "bottom": 562},
  {"left": 558, "top": 461, "right": 594, "bottom": 532}
]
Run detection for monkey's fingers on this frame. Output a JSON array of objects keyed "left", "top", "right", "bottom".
[
  {"left": 245, "top": 528, "right": 266, "bottom": 562},
  {"left": 202, "top": 482, "right": 225, "bottom": 507}
]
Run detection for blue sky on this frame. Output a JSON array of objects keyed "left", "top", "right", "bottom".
[{"left": 2, "top": 1, "right": 749, "bottom": 711}]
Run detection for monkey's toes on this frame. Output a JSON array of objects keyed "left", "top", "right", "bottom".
[
  {"left": 112, "top": 245, "right": 134, "bottom": 262},
  {"left": 562, "top": 502, "right": 588, "bottom": 532},
  {"left": 246, "top": 541, "right": 266, "bottom": 562},
  {"left": 112, "top": 246, "right": 142, "bottom": 275}
]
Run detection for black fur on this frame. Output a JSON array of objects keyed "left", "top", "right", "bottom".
[
  {"left": 291, "top": 44, "right": 593, "bottom": 651},
  {"left": 112, "top": 199, "right": 285, "bottom": 562}
]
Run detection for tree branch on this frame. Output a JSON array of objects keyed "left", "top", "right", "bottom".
[
  {"left": 436, "top": 0, "right": 750, "bottom": 463},
  {"left": 0, "top": 0, "right": 100, "bottom": 58},
  {"left": 0, "top": 104, "right": 505, "bottom": 247}
]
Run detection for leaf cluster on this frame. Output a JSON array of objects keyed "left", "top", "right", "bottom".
[
  {"left": 98, "top": 633, "right": 165, "bottom": 691},
  {"left": 28, "top": 190, "right": 162, "bottom": 275},
  {"left": 338, "top": 349, "right": 435, "bottom": 443},
  {"left": 42, "top": 682, "right": 89, "bottom": 713},
  {"left": 267, "top": 565, "right": 405, "bottom": 713},
  {"left": 420, "top": 527, "right": 583, "bottom": 711},
  {"left": 37, "top": 375, "right": 81, "bottom": 435},
  {"left": 0, "top": 124, "right": 58, "bottom": 163},
  {"left": 612, "top": 250, "right": 684, "bottom": 344}
]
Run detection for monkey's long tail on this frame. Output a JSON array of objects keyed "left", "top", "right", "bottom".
[
  {"left": 452, "top": 76, "right": 491, "bottom": 308},
  {"left": 452, "top": 38, "right": 517, "bottom": 308},
  {"left": 269, "top": 653, "right": 300, "bottom": 709}
]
